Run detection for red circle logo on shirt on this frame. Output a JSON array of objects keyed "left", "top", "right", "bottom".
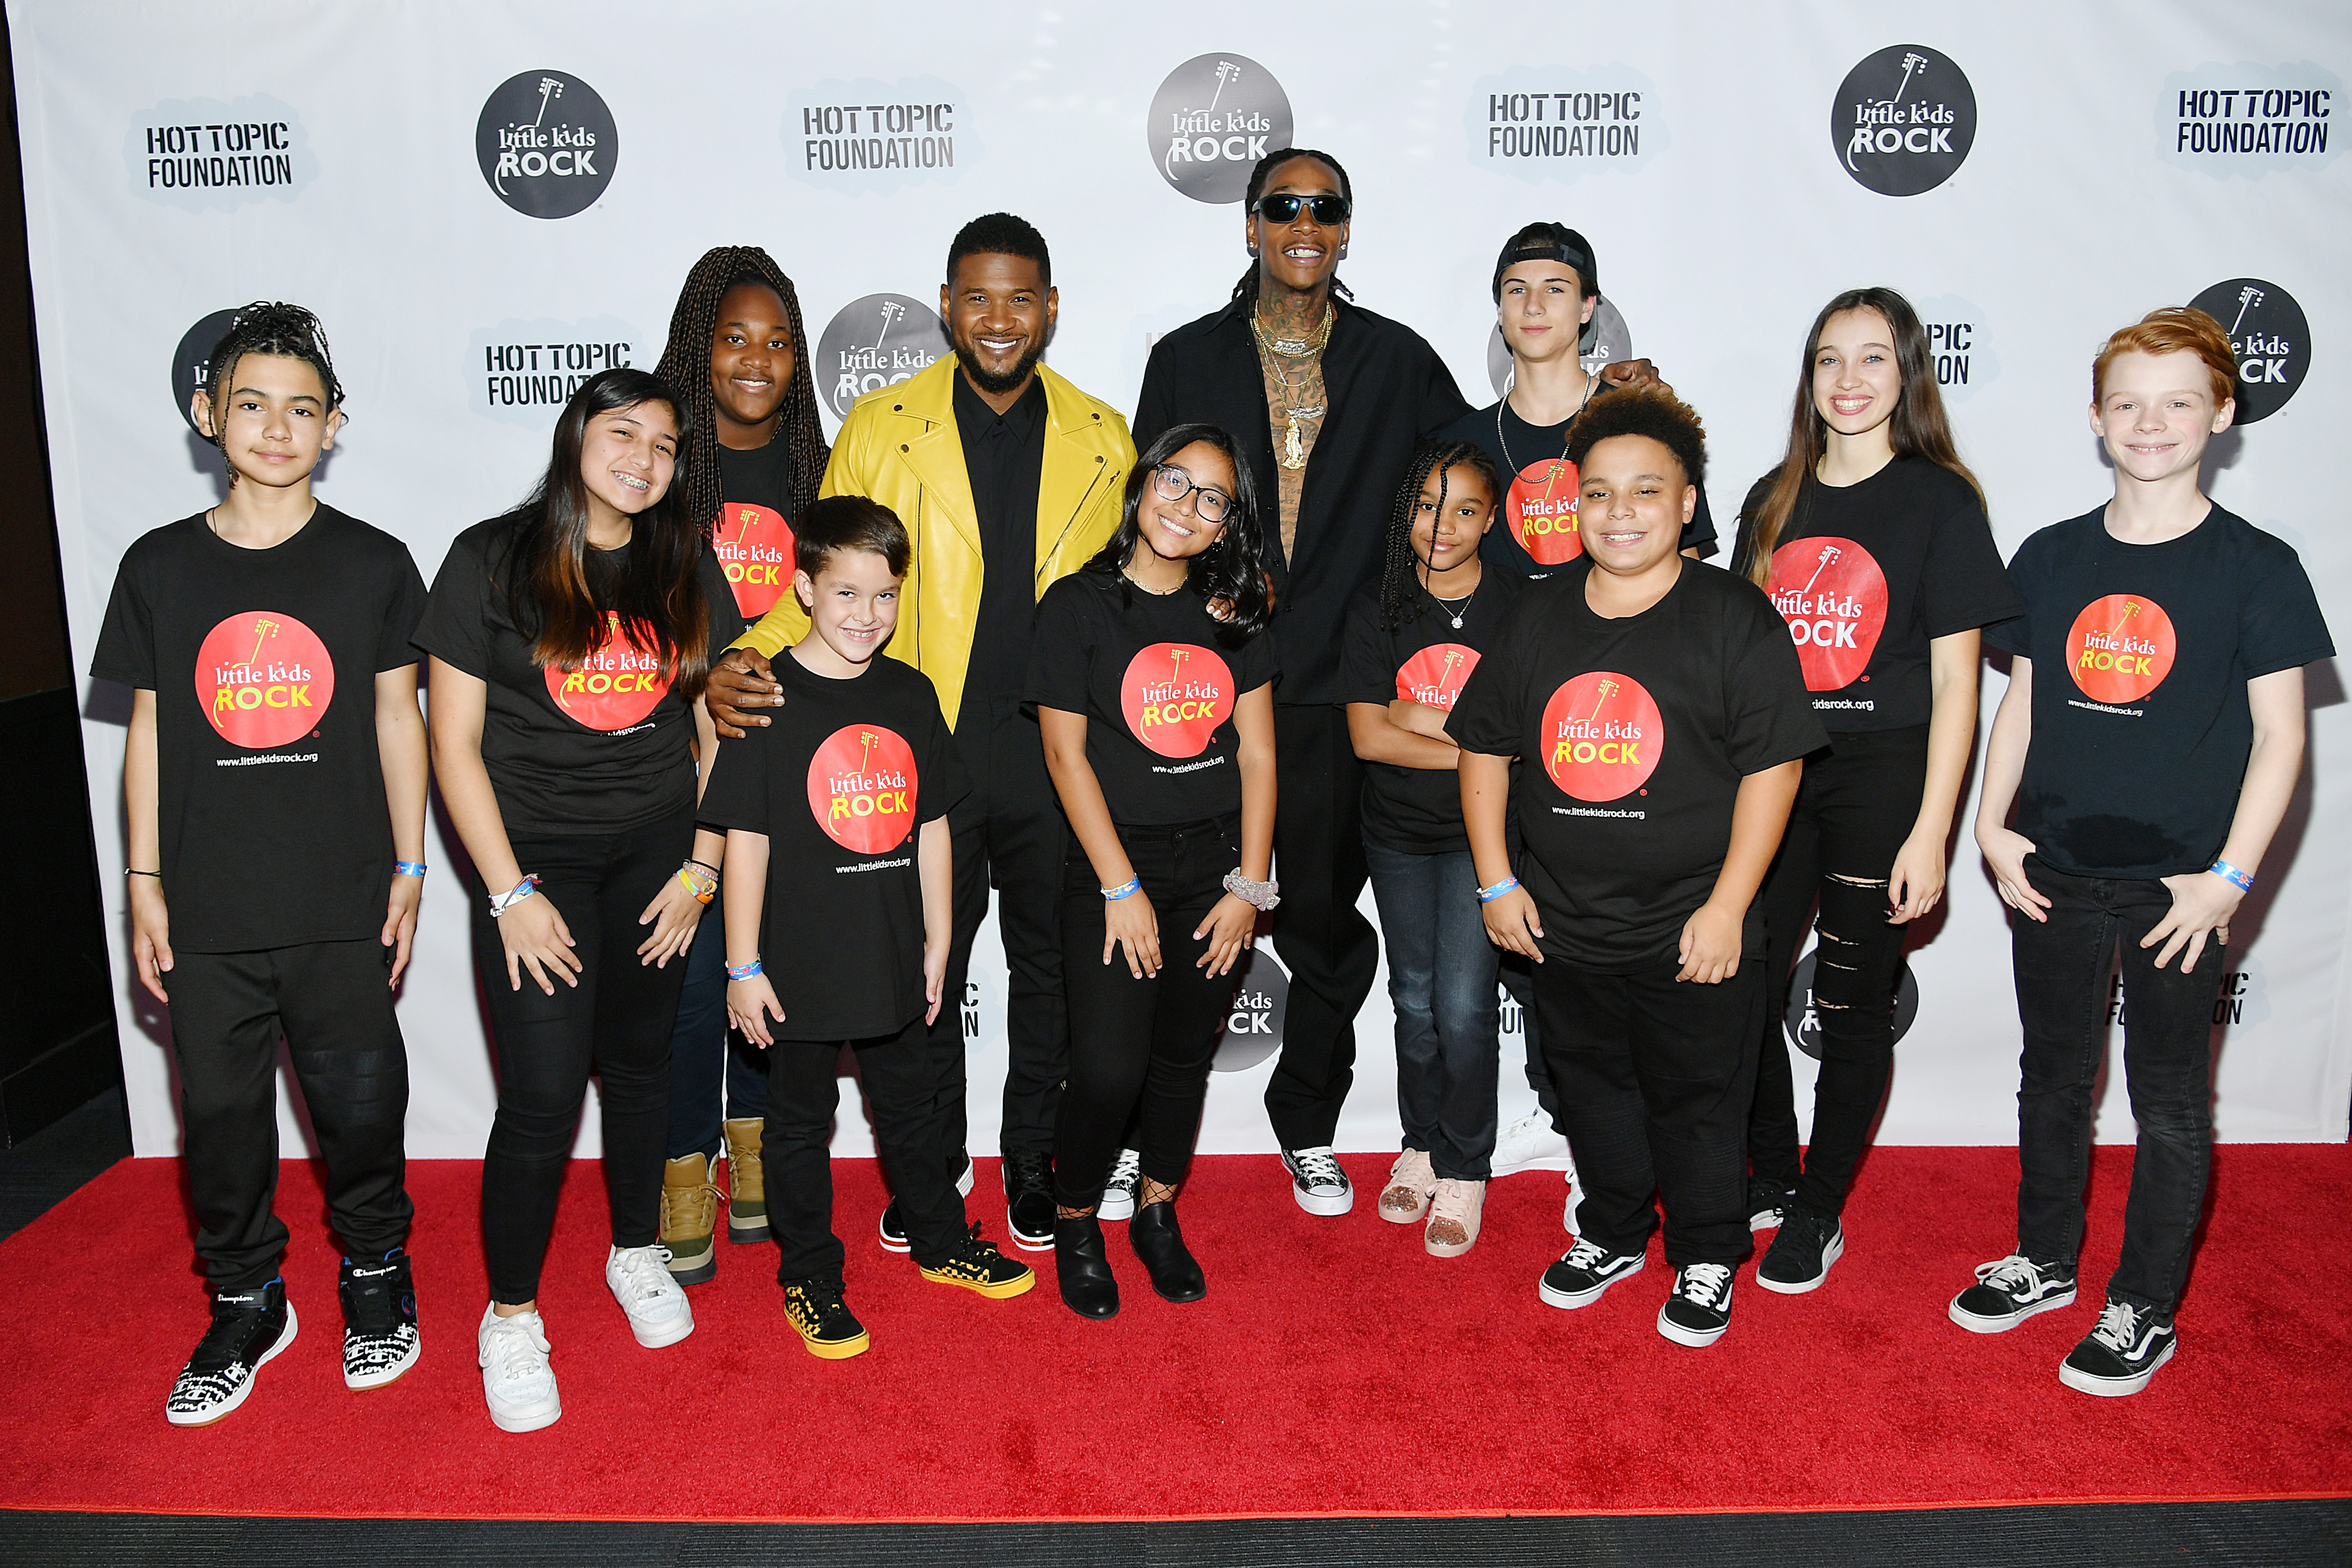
[
  {"left": 1395, "top": 642, "right": 1482, "bottom": 710},
  {"left": 713, "top": 502, "right": 796, "bottom": 619},
  {"left": 2065, "top": 593, "right": 2177, "bottom": 704},
  {"left": 806, "top": 723, "right": 920, "bottom": 854},
  {"left": 544, "top": 613, "right": 672, "bottom": 731},
  {"left": 1120, "top": 642, "right": 1235, "bottom": 758},
  {"left": 195, "top": 611, "right": 336, "bottom": 749},
  {"left": 1765, "top": 536, "right": 1889, "bottom": 691},
  {"left": 1539, "top": 670, "right": 1663, "bottom": 801},
  {"left": 1507, "top": 458, "right": 1583, "bottom": 566}
]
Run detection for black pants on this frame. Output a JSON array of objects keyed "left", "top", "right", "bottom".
[
  {"left": 664, "top": 905, "right": 770, "bottom": 1160},
  {"left": 764, "top": 1015, "right": 970, "bottom": 1278},
  {"left": 476, "top": 802, "right": 694, "bottom": 1305},
  {"left": 2012, "top": 859, "right": 2219, "bottom": 1317},
  {"left": 1750, "top": 727, "right": 1926, "bottom": 1217},
  {"left": 1054, "top": 816, "right": 1241, "bottom": 1205},
  {"left": 933, "top": 699, "right": 1069, "bottom": 1171},
  {"left": 1537, "top": 954, "right": 1763, "bottom": 1266},
  {"left": 167, "top": 939, "right": 413, "bottom": 1292},
  {"left": 1264, "top": 703, "right": 1378, "bottom": 1148}
]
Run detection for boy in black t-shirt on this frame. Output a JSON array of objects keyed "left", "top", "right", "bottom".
[
  {"left": 700, "top": 498, "right": 1034, "bottom": 1358},
  {"left": 91, "top": 304, "right": 429, "bottom": 1424},
  {"left": 1955, "top": 308, "right": 2331, "bottom": 1396},
  {"left": 1449, "top": 387, "right": 1824, "bottom": 1348}
]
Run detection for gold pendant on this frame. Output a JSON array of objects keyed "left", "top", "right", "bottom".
[{"left": 1282, "top": 415, "right": 1305, "bottom": 469}]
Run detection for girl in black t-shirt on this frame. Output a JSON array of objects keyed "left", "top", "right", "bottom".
[
  {"left": 417, "top": 368, "right": 727, "bottom": 1433},
  {"left": 1026, "top": 423, "right": 1278, "bottom": 1319},
  {"left": 1730, "top": 287, "right": 2021, "bottom": 1296}
]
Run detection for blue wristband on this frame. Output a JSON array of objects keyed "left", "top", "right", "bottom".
[
  {"left": 727, "top": 959, "right": 764, "bottom": 981},
  {"left": 1477, "top": 875, "right": 1522, "bottom": 904},
  {"left": 1102, "top": 877, "right": 1141, "bottom": 901},
  {"left": 2209, "top": 859, "right": 2254, "bottom": 892},
  {"left": 394, "top": 860, "right": 427, "bottom": 878}
]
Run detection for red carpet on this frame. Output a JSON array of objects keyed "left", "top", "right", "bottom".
[{"left": 1, "top": 1145, "right": 2347, "bottom": 1522}]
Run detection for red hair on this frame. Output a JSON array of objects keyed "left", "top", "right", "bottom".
[{"left": 2092, "top": 307, "right": 2236, "bottom": 406}]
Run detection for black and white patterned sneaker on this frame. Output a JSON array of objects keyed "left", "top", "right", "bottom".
[
  {"left": 166, "top": 1278, "right": 297, "bottom": 1426},
  {"left": 1538, "top": 1236, "right": 1646, "bottom": 1309},
  {"left": 2059, "top": 1300, "right": 2177, "bottom": 1397},
  {"left": 1948, "top": 1253, "right": 2078, "bottom": 1333},
  {"left": 340, "top": 1249, "right": 421, "bottom": 1390},
  {"left": 1280, "top": 1147, "right": 1354, "bottom": 1217},
  {"left": 1657, "top": 1262, "right": 1736, "bottom": 1348}
]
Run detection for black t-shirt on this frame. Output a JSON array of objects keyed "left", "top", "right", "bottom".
[
  {"left": 696, "top": 653, "right": 968, "bottom": 1041},
  {"left": 1731, "top": 459, "right": 2019, "bottom": 733},
  {"left": 1984, "top": 503, "right": 2332, "bottom": 879},
  {"left": 1438, "top": 397, "right": 1718, "bottom": 578},
  {"left": 710, "top": 439, "right": 797, "bottom": 623},
  {"left": 414, "top": 519, "right": 738, "bottom": 838},
  {"left": 956, "top": 373, "right": 1048, "bottom": 720},
  {"left": 1341, "top": 571, "right": 1526, "bottom": 855},
  {"left": 89, "top": 505, "right": 427, "bottom": 952},
  {"left": 1025, "top": 568, "right": 1280, "bottom": 826},
  {"left": 1447, "top": 560, "right": 1827, "bottom": 970}
]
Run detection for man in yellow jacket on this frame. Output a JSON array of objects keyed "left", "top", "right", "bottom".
[{"left": 707, "top": 214, "right": 1134, "bottom": 1254}]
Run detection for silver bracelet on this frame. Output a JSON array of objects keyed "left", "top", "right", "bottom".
[{"left": 1223, "top": 868, "right": 1280, "bottom": 912}]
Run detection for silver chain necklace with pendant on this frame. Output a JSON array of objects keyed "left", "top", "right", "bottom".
[{"left": 1429, "top": 583, "right": 1475, "bottom": 630}]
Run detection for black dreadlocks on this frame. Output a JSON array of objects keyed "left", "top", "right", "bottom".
[
  {"left": 1377, "top": 440, "right": 1504, "bottom": 631},
  {"left": 1230, "top": 147, "right": 1356, "bottom": 305},
  {"left": 201, "top": 302, "right": 343, "bottom": 484}
]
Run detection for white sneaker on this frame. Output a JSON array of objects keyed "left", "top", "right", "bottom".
[
  {"left": 956, "top": 1155, "right": 976, "bottom": 1198},
  {"left": 1098, "top": 1147, "right": 1142, "bottom": 1222},
  {"left": 1490, "top": 1111, "right": 1571, "bottom": 1177},
  {"left": 477, "top": 1305, "right": 561, "bottom": 1433},
  {"left": 606, "top": 1245, "right": 696, "bottom": 1348},
  {"left": 1280, "top": 1147, "right": 1354, "bottom": 1217}
]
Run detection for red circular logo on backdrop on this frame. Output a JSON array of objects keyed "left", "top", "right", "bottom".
[
  {"left": 1539, "top": 670, "right": 1663, "bottom": 801},
  {"left": 2066, "top": 593, "right": 2177, "bottom": 704},
  {"left": 1395, "top": 643, "right": 1481, "bottom": 710},
  {"left": 1507, "top": 458, "right": 1583, "bottom": 565},
  {"left": 195, "top": 610, "right": 336, "bottom": 749},
  {"left": 1120, "top": 642, "right": 1235, "bottom": 758},
  {"left": 806, "top": 723, "right": 920, "bottom": 854},
  {"left": 713, "top": 502, "right": 796, "bottom": 619},
  {"left": 1765, "top": 536, "right": 1889, "bottom": 691},
  {"left": 544, "top": 613, "right": 672, "bottom": 731}
]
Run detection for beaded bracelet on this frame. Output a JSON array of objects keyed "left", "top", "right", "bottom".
[
  {"left": 1477, "top": 875, "right": 1522, "bottom": 904},
  {"left": 487, "top": 875, "right": 542, "bottom": 919},
  {"left": 394, "top": 860, "right": 428, "bottom": 878},
  {"left": 1222, "top": 868, "right": 1281, "bottom": 912},
  {"left": 726, "top": 959, "right": 764, "bottom": 981},
  {"left": 1102, "top": 876, "right": 1142, "bottom": 901},
  {"left": 2209, "top": 858, "right": 2255, "bottom": 892}
]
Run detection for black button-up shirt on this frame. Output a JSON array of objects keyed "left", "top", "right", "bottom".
[{"left": 952, "top": 370, "right": 1049, "bottom": 721}]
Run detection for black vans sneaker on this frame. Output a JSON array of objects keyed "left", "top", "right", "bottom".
[
  {"left": 1003, "top": 1152, "right": 1058, "bottom": 1252},
  {"left": 918, "top": 1224, "right": 1037, "bottom": 1299},
  {"left": 1949, "top": 1254, "right": 2078, "bottom": 1333},
  {"left": 1537, "top": 1236, "right": 1646, "bottom": 1309},
  {"left": 1656, "top": 1262, "right": 1735, "bottom": 1348},
  {"left": 340, "top": 1249, "right": 421, "bottom": 1390},
  {"left": 2059, "top": 1300, "right": 2177, "bottom": 1397},
  {"left": 877, "top": 1200, "right": 911, "bottom": 1254},
  {"left": 166, "top": 1278, "right": 298, "bottom": 1426},
  {"left": 782, "top": 1277, "right": 870, "bottom": 1360},
  {"left": 1756, "top": 1209, "right": 1844, "bottom": 1294},
  {"left": 1747, "top": 1175, "right": 1795, "bottom": 1232}
]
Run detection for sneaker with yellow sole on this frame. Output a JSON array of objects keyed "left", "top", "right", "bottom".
[
  {"left": 722, "top": 1118, "right": 767, "bottom": 1243},
  {"left": 659, "top": 1153, "right": 721, "bottom": 1285},
  {"left": 918, "top": 1224, "right": 1037, "bottom": 1299},
  {"left": 782, "top": 1277, "right": 870, "bottom": 1360}
]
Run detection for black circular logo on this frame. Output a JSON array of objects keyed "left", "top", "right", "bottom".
[
  {"left": 1213, "top": 943, "right": 1289, "bottom": 1071},
  {"left": 476, "top": 71, "right": 616, "bottom": 219},
  {"left": 1782, "top": 949, "right": 1919, "bottom": 1060},
  {"left": 1486, "top": 297, "right": 1634, "bottom": 395},
  {"left": 172, "top": 307, "right": 243, "bottom": 433},
  {"left": 1147, "top": 54, "right": 1294, "bottom": 204},
  {"left": 2188, "top": 278, "right": 2309, "bottom": 424},
  {"left": 1831, "top": 45, "right": 1975, "bottom": 197},
  {"left": 813, "top": 294, "right": 948, "bottom": 422}
]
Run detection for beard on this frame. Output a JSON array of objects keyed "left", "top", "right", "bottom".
[{"left": 955, "top": 339, "right": 1045, "bottom": 396}]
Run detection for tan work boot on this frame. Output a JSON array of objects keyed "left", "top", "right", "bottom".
[
  {"left": 722, "top": 1118, "right": 768, "bottom": 1243},
  {"left": 660, "top": 1154, "right": 721, "bottom": 1284}
]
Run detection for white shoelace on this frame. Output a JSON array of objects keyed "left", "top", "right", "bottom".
[
  {"left": 2088, "top": 1299, "right": 2142, "bottom": 1351},
  {"left": 480, "top": 1313, "right": 549, "bottom": 1379},
  {"left": 1562, "top": 1237, "right": 1614, "bottom": 1271},
  {"left": 1107, "top": 1149, "right": 1141, "bottom": 1190},
  {"left": 1289, "top": 1147, "right": 1347, "bottom": 1190},
  {"left": 609, "top": 1245, "right": 681, "bottom": 1310},
  {"left": 1676, "top": 1263, "right": 1734, "bottom": 1308},
  {"left": 1429, "top": 1180, "right": 1477, "bottom": 1224},
  {"left": 1975, "top": 1254, "right": 2046, "bottom": 1293}
]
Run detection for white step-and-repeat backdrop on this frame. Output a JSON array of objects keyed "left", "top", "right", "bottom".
[{"left": 15, "top": 1, "right": 2348, "bottom": 1159}]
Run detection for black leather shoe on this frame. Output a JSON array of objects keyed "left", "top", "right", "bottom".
[
  {"left": 1004, "top": 1152, "right": 1056, "bottom": 1252},
  {"left": 1054, "top": 1215, "right": 1119, "bottom": 1319},
  {"left": 1129, "top": 1201, "right": 1206, "bottom": 1303}
]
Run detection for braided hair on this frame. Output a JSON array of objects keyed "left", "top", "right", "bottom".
[
  {"left": 1377, "top": 441, "right": 1503, "bottom": 630},
  {"left": 201, "top": 302, "right": 343, "bottom": 484},
  {"left": 1230, "top": 147, "right": 1356, "bottom": 305},
  {"left": 651, "top": 246, "right": 829, "bottom": 539}
]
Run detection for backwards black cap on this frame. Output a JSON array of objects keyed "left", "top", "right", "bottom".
[{"left": 1492, "top": 223, "right": 1601, "bottom": 353}]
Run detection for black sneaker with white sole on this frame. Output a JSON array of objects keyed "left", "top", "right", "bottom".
[
  {"left": 2059, "top": 1300, "right": 2177, "bottom": 1397},
  {"left": 166, "top": 1278, "right": 297, "bottom": 1426},
  {"left": 1747, "top": 1175, "right": 1795, "bottom": 1232},
  {"left": 1003, "top": 1152, "right": 1056, "bottom": 1252},
  {"left": 877, "top": 1200, "right": 911, "bottom": 1254},
  {"left": 339, "top": 1249, "right": 421, "bottom": 1390},
  {"left": 1280, "top": 1147, "right": 1354, "bottom": 1217},
  {"left": 1948, "top": 1253, "right": 2078, "bottom": 1333},
  {"left": 1538, "top": 1236, "right": 1646, "bottom": 1309},
  {"left": 1756, "top": 1209, "right": 1844, "bottom": 1294},
  {"left": 1657, "top": 1262, "right": 1736, "bottom": 1347}
]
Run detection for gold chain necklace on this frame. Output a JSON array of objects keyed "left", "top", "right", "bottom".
[{"left": 1253, "top": 302, "right": 1333, "bottom": 470}]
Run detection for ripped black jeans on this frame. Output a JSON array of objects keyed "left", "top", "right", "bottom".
[{"left": 1750, "top": 726, "right": 1927, "bottom": 1218}]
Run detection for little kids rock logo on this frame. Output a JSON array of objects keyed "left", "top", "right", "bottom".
[
  {"left": 1541, "top": 671, "right": 1661, "bottom": 801},
  {"left": 815, "top": 294, "right": 946, "bottom": 423},
  {"left": 1213, "top": 944, "right": 1290, "bottom": 1073},
  {"left": 1122, "top": 643, "right": 1236, "bottom": 758},
  {"left": 546, "top": 613, "right": 669, "bottom": 732},
  {"left": 1467, "top": 67, "right": 1665, "bottom": 183},
  {"left": 2066, "top": 595, "right": 2176, "bottom": 707},
  {"left": 2189, "top": 278, "right": 2310, "bottom": 424},
  {"left": 1766, "top": 538, "right": 1889, "bottom": 691},
  {"left": 1499, "top": 457, "right": 1583, "bottom": 566},
  {"left": 1396, "top": 644, "right": 1481, "bottom": 710},
  {"left": 172, "top": 308, "right": 243, "bottom": 433},
  {"left": 714, "top": 504, "right": 795, "bottom": 618},
  {"left": 1785, "top": 949, "right": 1919, "bottom": 1059},
  {"left": 197, "top": 612, "right": 334, "bottom": 749},
  {"left": 127, "top": 96, "right": 317, "bottom": 212},
  {"left": 1486, "top": 297, "right": 1635, "bottom": 395},
  {"left": 786, "top": 78, "right": 971, "bottom": 193},
  {"left": 2160, "top": 64, "right": 2340, "bottom": 178},
  {"left": 476, "top": 71, "right": 617, "bottom": 219},
  {"left": 806, "top": 725, "right": 919, "bottom": 856},
  {"left": 1832, "top": 45, "right": 1976, "bottom": 196},
  {"left": 1148, "top": 54, "right": 1293, "bottom": 204}
]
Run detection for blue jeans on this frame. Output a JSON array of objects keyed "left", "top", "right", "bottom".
[
  {"left": 664, "top": 900, "right": 770, "bottom": 1161},
  {"left": 1364, "top": 836, "right": 1501, "bottom": 1180}
]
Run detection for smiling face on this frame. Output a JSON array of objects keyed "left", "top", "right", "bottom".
[
  {"left": 1811, "top": 308, "right": 1903, "bottom": 441},
  {"left": 794, "top": 546, "right": 902, "bottom": 670},
  {"left": 2091, "top": 348, "right": 2234, "bottom": 485},
  {"left": 1496, "top": 259, "right": 1595, "bottom": 367},
  {"left": 1135, "top": 440, "right": 1236, "bottom": 567},
  {"left": 1576, "top": 434, "right": 1695, "bottom": 580},
  {"left": 941, "top": 251, "right": 1055, "bottom": 397},
  {"left": 577, "top": 399, "right": 678, "bottom": 536},
  {"left": 707, "top": 281, "right": 793, "bottom": 448},
  {"left": 195, "top": 351, "right": 342, "bottom": 490},
  {"left": 1413, "top": 461, "right": 1498, "bottom": 578},
  {"left": 1247, "top": 155, "right": 1349, "bottom": 295}
]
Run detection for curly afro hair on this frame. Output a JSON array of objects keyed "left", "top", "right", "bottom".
[{"left": 1564, "top": 383, "right": 1706, "bottom": 489}]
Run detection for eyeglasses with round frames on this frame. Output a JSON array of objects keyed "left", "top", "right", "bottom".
[{"left": 1149, "top": 464, "right": 1232, "bottom": 523}]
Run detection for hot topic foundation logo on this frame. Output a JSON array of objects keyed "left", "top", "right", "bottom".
[
  {"left": 1766, "top": 537, "right": 1889, "bottom": 691},
  {"left": 2161, "top": 65, "right": 2340, "bottom": 179},
  {"left": 1541, "top": 671, "right": 1661, "bottom": 801},
  {"left": 127, "top": 96, "right": 316, "bottom": 212},
  {"left": 815, "top": 295, "right": 947, "bottom": 421},
  {"left": 2189, "top": 278, "right": 2310, "bottom": 423},
  {"left": 1122, "top": 643, "right": 1236, "bottom": 758},
  {"left": 196, "top": 612, "right": 335, "bottom": 749},
  {"left": 468, "top": 318, "right": 636, "bottom": 427},
  {"left": 785, "top": 78, "right": 970, "bottom": 193},
  {"left": 2066, "top": 595, "right": 2176, "bottom": 706},
  {"left": 476, "top": 71, "right": 617, "bottom": 219},
  {"left": 545, "top": 613, "right": 671, "bottom": 731},
  {"left": 1468, "top": 67, "right": 1664, "bottom": 182},
  {"left": 1396, "top": 644, "right": 1482, "bottom": 710},
  {"left": 1832, "top": 45, "right": 1976, "bottom": 196},
  {"left": 1147, "top": 54, "right": 1293, "bottom": 204},
  {"left": 806, "top": 725, "right": 920, "bottom": 855}
]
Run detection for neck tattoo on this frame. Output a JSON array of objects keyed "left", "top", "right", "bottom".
[{"left": 1254, "top": 301, "right": 1333, "bottom": 471}]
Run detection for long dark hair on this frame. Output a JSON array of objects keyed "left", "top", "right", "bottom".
[
  {"left": 1086, "top": 423, "right": 1272, "bottom": 647},
  {"left": 1378, "top": 442, "right": 1503, "bottom": 630},
  {"left": 494, "top": 368, "right": 710, "bottom": 694},
  {"left": 651, "top": 246, "right": 829, "bottom": 536},
  {"left": 1738, "top": 286, "right": 1982, "bottom": 585},
  {"left": 1230, "top": 147, "right": 1356, "bottom": 306}
]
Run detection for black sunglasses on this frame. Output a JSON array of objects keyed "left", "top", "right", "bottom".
[{"left": 1251, "top": 193, "right": 1352, "bottom": 225}]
